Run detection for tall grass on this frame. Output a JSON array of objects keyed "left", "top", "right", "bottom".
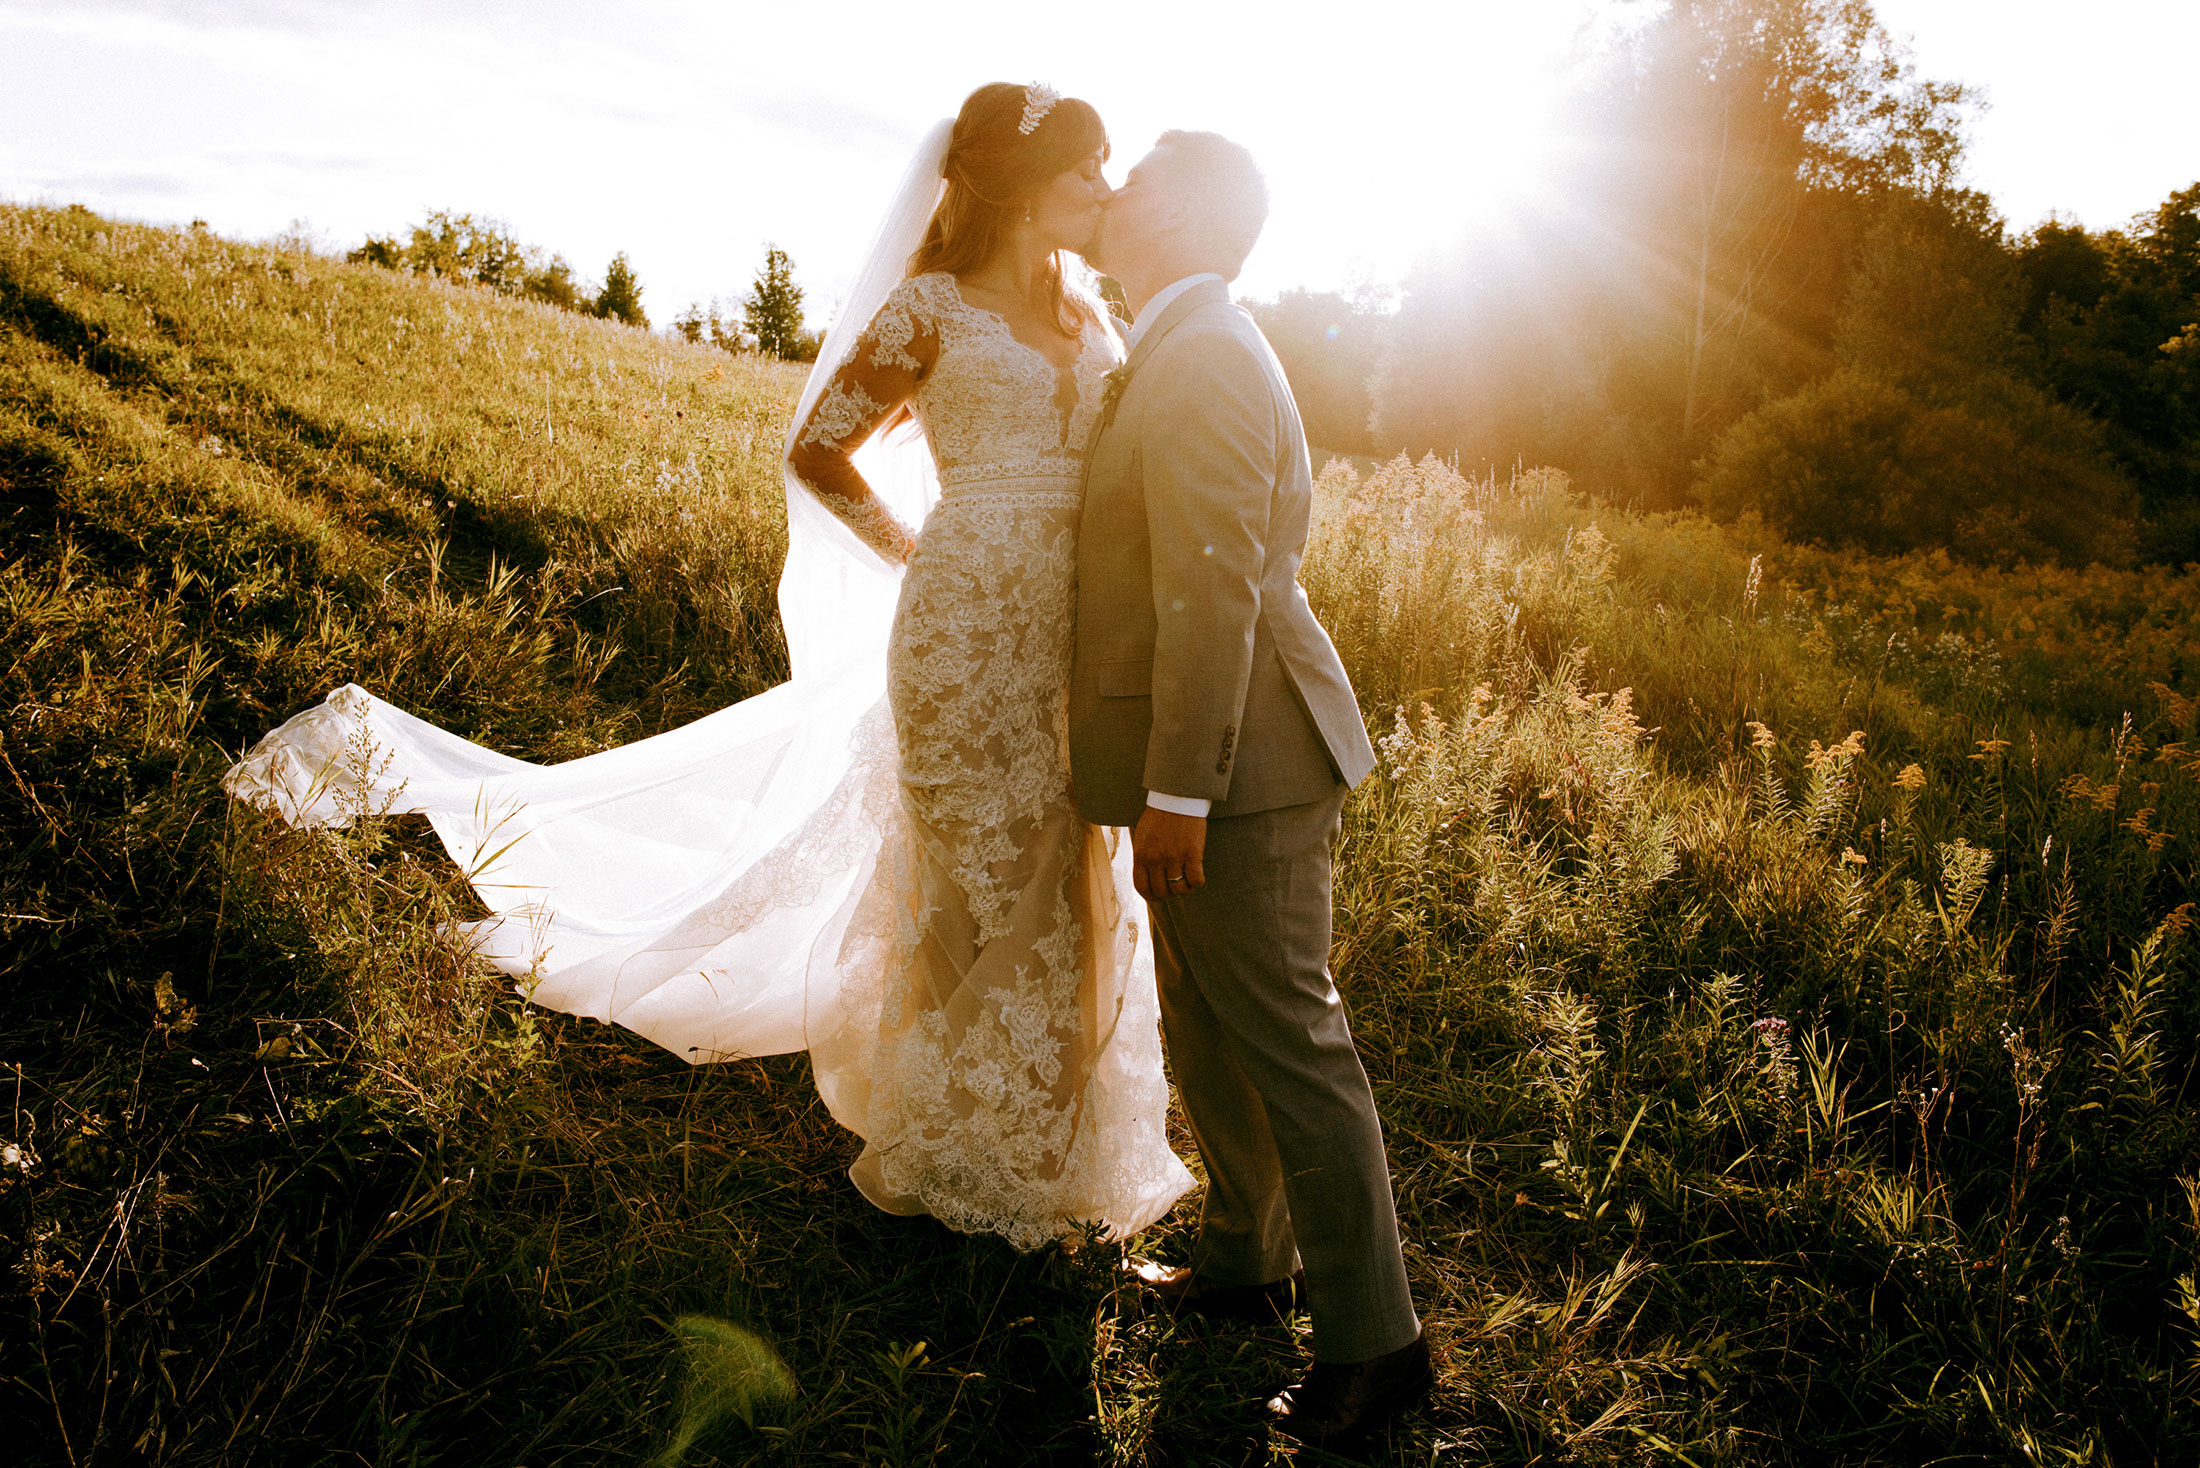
[
  {"left": 3, "top": 204, "right": 2196, "bottom": 1464},
  {"left": 1308, "top": 456, "right": 2200, "bottom": 1462}
]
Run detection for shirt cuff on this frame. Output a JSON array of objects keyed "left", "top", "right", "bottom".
[{"left": 1145, "top": 791, "right": 1212, "bottom": 818}]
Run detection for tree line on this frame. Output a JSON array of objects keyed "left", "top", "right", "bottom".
[
  {"left": 347, "top": 213, "right": 820, "bottom": 360},
  {"left": 348, "top": 211, "right": 648, "bottom": 328},
  {"left": 1252, "top": 0, "right": 2198, "bottom": 568},
  {"left": 671, "top": 247, "right": 821, "bottom": 361}
]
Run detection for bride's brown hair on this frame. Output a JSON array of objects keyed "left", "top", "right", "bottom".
[{"left": 911, "top": 82, "right": 1109, "bottom": 337}]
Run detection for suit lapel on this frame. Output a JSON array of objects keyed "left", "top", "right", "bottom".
[
  {"left": 1086, "top": 279, "right": 1231, "bottom": 463},
  {"left": 1124, "top": 278, "right": 1229, "bottom": 378}
]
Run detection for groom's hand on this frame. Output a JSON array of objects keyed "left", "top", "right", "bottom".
[{"left": 1133, "top": 807, "right": 1207, "bottom": 900}]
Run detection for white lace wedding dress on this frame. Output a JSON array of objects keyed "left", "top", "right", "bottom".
[
  {"left": 795, "top": 271, "right": 1195, "bottom": 1240},
  {"left": 223, "top": 257, "right": 1194, "bottom": 1249}
]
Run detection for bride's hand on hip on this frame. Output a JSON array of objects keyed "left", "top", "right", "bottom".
[{"left": 1132, "top": 807, "right": 1206, "bottom": 900}]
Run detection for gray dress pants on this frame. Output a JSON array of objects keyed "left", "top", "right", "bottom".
[{"left": 1148, "top": 784, "right": 1420, "bottom": 1363}]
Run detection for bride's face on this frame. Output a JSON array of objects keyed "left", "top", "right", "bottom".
[{"left": 1026, "top": 150, "right": 1112, "bottom": 255}]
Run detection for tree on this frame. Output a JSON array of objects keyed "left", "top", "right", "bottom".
[
  {"left": 593, "top": 252, "right": 648, "bottom": 329},
  {"left": 376, "top": 209, "right": 528, "bottom": 290},
  {"left": 1370, "top": 0, "right": 1975, "bottom": 505},
  {"left": 674, "top": 300, "right": 749, "bottom": 353},
  {"left": 2017, "top": 183, "right": 2200, "bottom": 554},
  {"left": 346, "top": 210, "right": 584, "bottom": 315},
  {"left": 1836, "top": 189, "right": 2024, "bottom": 388},
  {"left": 707, "top": 303, "right": 746, "bottom": 355},
  {"left": 744, "top": 247, "right": 806, "bottom": 360},
  {"left": 1247, "top": 289, "right": 1388, "bottom": 455},
  {"left": 1700, "top": 190, "right": 2138, "bottom": 565}
]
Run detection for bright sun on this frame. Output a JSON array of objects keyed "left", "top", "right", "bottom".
[{"left": 1047, "top": 1, "right": 1590, "bottom": 299}]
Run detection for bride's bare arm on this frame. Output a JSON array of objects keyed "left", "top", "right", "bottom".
[{"left": 787, "top": 285, "right": 941, "bottom": 566}]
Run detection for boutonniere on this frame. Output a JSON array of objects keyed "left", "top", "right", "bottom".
[{"left": 1099, "top": 364, "right": 1132, "bottom": 428}]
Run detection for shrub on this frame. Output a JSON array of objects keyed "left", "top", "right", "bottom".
[
  {"left": 350, "top": 209, "right": 526, "bottom": 292},
  {"left": 1698, "top": 367, "right": 2135, "bottom": 565},
  {"left": 346, "top": 210, "right": 591, "bottom": 319}
]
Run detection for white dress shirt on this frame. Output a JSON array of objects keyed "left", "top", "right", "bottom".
[
  {"left": 1126, "top": 272, "right": 1227, "bottom": 820},
  {"left": 1125, "top": 272, "right": 1224, "bottom": 354}
]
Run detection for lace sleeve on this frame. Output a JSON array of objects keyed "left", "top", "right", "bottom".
[{"left": 788, "top": 278, "right": 941, "bottom": 566}]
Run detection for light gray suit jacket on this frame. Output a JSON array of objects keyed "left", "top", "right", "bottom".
[{"left": 1069, "top": 280, "right": 1378, "bottom": 828}]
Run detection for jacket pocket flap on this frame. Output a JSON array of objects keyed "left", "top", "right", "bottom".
[{"left": 1097, "top": 657, "right": 1152, "bottom": 698}]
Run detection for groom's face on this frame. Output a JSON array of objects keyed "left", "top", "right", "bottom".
[{"left": 1091, "top": 144, "right": 1183, "bottom": 277}]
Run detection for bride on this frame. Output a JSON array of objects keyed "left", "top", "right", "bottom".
[{"left": 225, "top": 82, "right": 1195, "bottom": 1250}]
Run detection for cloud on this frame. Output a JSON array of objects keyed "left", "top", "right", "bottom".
[
  {"left": 9, "top": 0, "right": 604, "bottom": 37},
  {"left": 746, "top": 94, "right": 916, "bottom": 153},
  {"left": 209, "top": 149, "right": 377, "bottom": 175},
  {"left": 12, "top": 167, "right": 196, "bottom": 200}
]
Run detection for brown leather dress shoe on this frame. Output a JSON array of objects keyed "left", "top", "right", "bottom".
[
  {"left": 1265, "top": 1331, "right": 1433, "bottom": 1447},
  {"left": 1122, "top": 1256, "right": 1304, "bottom": 1324}
]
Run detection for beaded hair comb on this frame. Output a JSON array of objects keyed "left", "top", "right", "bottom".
[{"left": 1018, "top": 82, "right": 1060, "bottom": 136}]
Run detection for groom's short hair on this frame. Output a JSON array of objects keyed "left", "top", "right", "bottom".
[{"left": 1156, "top": 130, "right": 1268, "bottom": 280}]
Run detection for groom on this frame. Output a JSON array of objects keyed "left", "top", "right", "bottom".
[{"left": 1072, "top": 132, "right": 1429, "bottom": 1445}]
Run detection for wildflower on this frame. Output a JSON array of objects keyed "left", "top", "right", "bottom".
[
  {"left": 1807, "top": 730, "right": 1865, "bottom": 770},
  {"left": 1841, "top": 848, "right": 1867, "bottom": 867},
  {"left": 1378, "top": 706, "right": 1420, "bottom": 781},
  {"left": 1599, "top": 687, "right": 1643, "bottom": 745},
  {"left": 1742, "top": 553, "right": 1762, "bottom": 615},
  {"left": 2122, "top": 808, "right": 2169, "bottom": 851},
  {"left": 2159, "top": 903, "right": 2196, "bottom": 936},
  {"left": 1893, "top": 764, "right": 1926, "bottom": 792},
  {"left": 1749, "top": 1017, "right": 1790, "bottom": 1039},
  {"left": 1970, "top": 738, "right": 2011, "bottom": 760},
  {"left": 1566, "top": 522, "right": 1615, "bottom": 584},
  {"left": 1746, "top": 721, "right": 1776, "bottom": 752},
  {"left": 2148, "top": 680, "right": 2196, "bottom": 729}
]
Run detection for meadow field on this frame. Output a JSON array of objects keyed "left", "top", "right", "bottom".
[{"left": 3, "top": 204, "right": 2197, "bottom": 1465}]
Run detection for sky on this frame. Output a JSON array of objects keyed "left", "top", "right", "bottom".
[{"left": 2, "top": 0, "right": 2194, "bottom": 330}]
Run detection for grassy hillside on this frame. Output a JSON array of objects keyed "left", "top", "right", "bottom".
[{"left": 4, "top": 203, "right": 2198, "bottom": 1465}]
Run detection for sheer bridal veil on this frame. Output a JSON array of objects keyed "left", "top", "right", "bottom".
[{"left": 222, "top": 121, "right": 955, "bottom": 1090}]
